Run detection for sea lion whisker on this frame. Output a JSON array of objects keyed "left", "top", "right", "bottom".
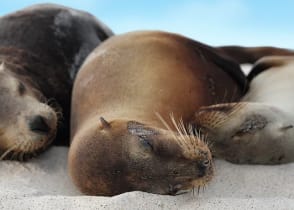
[
  {"left": 179, "top": 118, "right": 188, "bottom": 136},
  {"left": 202, "top": 133, "right": 209, "bottom": 147},
  {"left": 191, "top": 124, "right": 201, "bottom": 144},
  {"left": 170, "top": 113, "right": 184, "bottom": 140},
  {"left": 188, "top": 124, "right": 196, "bottom": 142},
  {"left": 0, "top": 141, "right": 23, "bottom": 160},
  {"left": 42, "top": 97, "right": 63, "bottom": 122},
  {"left": 155, "top": 112, "right": 184, "bottom": 147},
  {"left": 197, "top": 127, "right": 202, "bottom": 144},
  {"left": 208, "top": 102, "right": 246, "bottom": 127},
  {"left": 170, "top": 113, "right": 189, "bottom": 149},
  {"left": 10, "top": 141, "right": 23, "bottom": 160},
  {"left": 188, "top": 124, "right": 199, "bottom": 151},
  {"left": 178, "top": 118, "right": 195, "bottom": 152}
]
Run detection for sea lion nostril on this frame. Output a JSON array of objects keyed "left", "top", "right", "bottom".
[
  {"left": 197, "top": 160, "right": 210, "bottom": 177},
  {"left": 29, "top": 115, "right": 50, "bottom": 134},
  {"left": 202, "top": 160, "right": 210, "bottom": 167}
]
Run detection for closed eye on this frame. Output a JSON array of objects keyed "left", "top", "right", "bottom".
[{"left": 139, "top": 136, "right": 154, "bottom": 150}]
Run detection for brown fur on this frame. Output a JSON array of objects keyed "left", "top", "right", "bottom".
[{"left": 69, "top": 31, "right": 247, "bottom": 195}]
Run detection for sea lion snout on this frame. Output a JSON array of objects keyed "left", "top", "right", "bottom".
[
  {"left": 28, "top": 114, "right": 53, "bottom": 135},
  {"left": 197, "top": 159, "right": 211, "bottom": 177},
  {"left": 0, "top": 67, "right": 57, "bottom": 160}
]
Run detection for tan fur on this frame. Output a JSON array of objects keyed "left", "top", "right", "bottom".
[
  {"left": 194, "top": 55, "right": 294, "bottom": 164},
  {"left": 69, "top": 31, "right": 246, "bottom": 195},
  {"left": 0, "top": 62, "right": 57, "bottom": 161}
]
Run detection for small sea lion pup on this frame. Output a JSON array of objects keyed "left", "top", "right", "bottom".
[
  {"left": 0, "top": 4, "right": 113, "bottom": 161},
  {"left": 194, "top": 46, "right": 294, "bottom": 164},
  {"left": 69, "top": 31, "right": 248, "bottom": 196}
]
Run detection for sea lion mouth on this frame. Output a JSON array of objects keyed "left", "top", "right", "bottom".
[
  {"left": 167, "top": 175, "right": 212, "bottom": 195},
  {"left": 0, "top": 125, "right": 56, "bottom": 161},
  {"left": 168, "top": 184, "right": 188, "bottom": 195}
]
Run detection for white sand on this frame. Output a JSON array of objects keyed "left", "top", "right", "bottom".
[
  {"left": 0, "top": 146, "right": 294, "bottom": 210},
  {"left": 1, "top": 65, "right": 292, "bottom": 209}
]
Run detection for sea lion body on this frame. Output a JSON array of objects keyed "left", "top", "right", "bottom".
[
  {"left": 195, "top": 52, "right": 294, "bottom": 164},
  {"left": 69, "top": 31, "right": 247, "bottom": 195},
  {"left": 0, "top": 4, "right": 113, "bottom": 160}
]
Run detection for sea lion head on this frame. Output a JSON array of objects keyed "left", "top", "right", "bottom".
[
  {"left": 69, "top": 117, "right": 213, "bottom": 196},
  {"left": 0, "top": 63, "right": 57, "bottom": 161},
  {"left": 193, "top": 102, "right": 294, "bottom": 164}
]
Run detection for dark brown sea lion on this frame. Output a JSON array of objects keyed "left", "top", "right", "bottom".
[
  {"left": 68, "top": 31, "right": 248, "bottom": 196},
  {"left": 194, "top": 47, "right": 294, "bottom": 164},
  {"left": 0, "top": 4, "right": 113, "bottom": 160}
]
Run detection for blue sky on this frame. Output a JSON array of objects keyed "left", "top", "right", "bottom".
[{"left": 0, "top": 0, "right": 293, "bottom": 48}]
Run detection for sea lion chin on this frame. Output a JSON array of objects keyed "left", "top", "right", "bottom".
[{"left": 69, "top": 31, "right": 247, "bottom": 195}]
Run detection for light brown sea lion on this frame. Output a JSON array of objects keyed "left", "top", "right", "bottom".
[
  {"left": 193, "top": 47, "right": 294, "bottom": 164},
  {"left": 68, "top": 31, "right": 248, "bottom": 196},
  {"left": 0, "top": 4, "right": 113, "bottom": 161}
]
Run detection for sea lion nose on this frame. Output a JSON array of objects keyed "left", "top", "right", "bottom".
[
  {"left": 29, "top": 115, "right": 50, "bottom": 134},
  {"left": 197, "top": 160, "right": 210, "bottom": 177}
]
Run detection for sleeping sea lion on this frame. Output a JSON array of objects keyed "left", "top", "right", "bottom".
[
  {"left": 0, "top": 4, "right": 113, "bottom": 160},
  {"left": 194, "top": 46, "right": 294, "bottom": 164},
  {"left": 68, "top": 31, "right": 248, "bottom": 196}
]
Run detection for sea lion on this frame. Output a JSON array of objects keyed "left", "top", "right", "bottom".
[
  {"left": 68, "top": 31, "right": 248, "bottom": 196},
  {"left": 193, "top": 47, "right": 294, "bottom": 164},
  {"left": 0, "top": 4, "right": 113, "bottom": 160}
]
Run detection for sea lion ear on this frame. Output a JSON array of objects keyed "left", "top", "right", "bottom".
[{"left": 100, "top": 117, "right": 111, "bottom": 129}]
